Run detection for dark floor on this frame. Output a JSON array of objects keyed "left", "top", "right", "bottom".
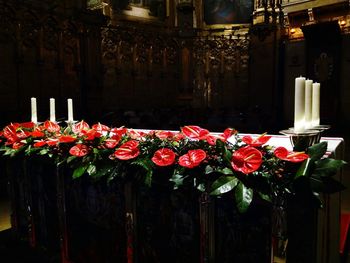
[{"left": 0, "top": 229, "right": 59, "bottom": 263}]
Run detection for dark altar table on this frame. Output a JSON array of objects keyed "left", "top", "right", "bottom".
[
  {"left": 266, "top": 135, "right": 344, "bottom": 263},
  {"left": 3, "top": 134, "right": 345, "bottom": 263}
]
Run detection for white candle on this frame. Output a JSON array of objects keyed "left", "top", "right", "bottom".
[
  {"left": 31, "top": 97, "right": 37, "bottom": 123},
  {"left": 312, "top": 82, "right": 320, "bottom": 126},
  {"left": 294, "top": 76, "right": 306, "bottom": 132},
  {"left": 67, "top": 98, "right": 74, "bottom": 122},
  {"left": 49, "top": 98, "right": 56, "bottom": 122},
  {"left": 304, "top": 79, "right": 313, "bottom": 129}
]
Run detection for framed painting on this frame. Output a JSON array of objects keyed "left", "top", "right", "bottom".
[
  {"left": 111, "top": 0, "right": 167, "bottom": 20},
  {"left": 203, "top": 0, "right": 253, "bottom": 25}
]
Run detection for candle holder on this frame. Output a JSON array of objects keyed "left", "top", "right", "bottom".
[
  {"left": 311, "top": 125, "right": 331, "bottom": 143},
  {"left": 279, "top": 128, "right": 320, "bottom": 151},
  {"left": 65, "top": 120, "right": 77, "bottom": 128},
  {"left": 32, "top": 121, "right": 43, "bottom": 127}
]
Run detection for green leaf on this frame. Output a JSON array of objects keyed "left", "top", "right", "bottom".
[
  {"left": 215, "top": 138, "right": 225, "bottom": 149},
  {"left": 235, "top": 182, "right": 253, "bottom": 213},
  {"left": 295, "top": 158, "right": 313, "bottom": 178},
  {"left": 309, "top": 175, "right": 346, "bottom": 194},
  {"left": 67, "top": 156, "right": 76, "bottom": 164},
  {"left": 210, "top": 176, "right": 238, "bottom": 196},
  {"left": 39, "top": 149, "right": 48, "bottom": 155},
  {"left": 258, "top": 192, "right": 271, "bottom": 203},
  {"left": 224, "top": 148, "right": 232, "bottom": 164},
  {"left": 87, "top": 163, "right": 97, "bottom": 175},
  {"left": 205, "top": 165, "right": 214, "bottom": 175},
  {"left": 144, "top": 170, "right": 153, "bottom": 187},
  {"left": 313, "top": 158, "right": 346, "bottom": 177},
  {"left": 131, "top": 158, "right": 154, "bottom": 187},
  {"left": 217, "top": 167, "right": 234, "bottom": 175},
  {"left": 197, "top": 183, "right": 206, "bottom": 192},
  {"left": 170, "top": 173, "right": 186, "bottom": 189},
  {"left": 93, "top": 164, "right": 114, "bottom": 179},
  {"left": 131, "top": 158, "right": 154, "bottom": 172},
  {"left": 72, "top": 164, "right": 88, "bottom": 179},
  {"left": 307, "top": 142, "right": 327, "bottom": 160},
  {"left": 3, "top": 148, "right": 18, "bottom": 157},
  {"left": 24, "top": 145, "right": 32, "bottom": 155}
]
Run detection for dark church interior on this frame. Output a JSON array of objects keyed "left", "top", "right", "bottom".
[{"left": 0, "top": 0, "right": 350, "bottom": 262}]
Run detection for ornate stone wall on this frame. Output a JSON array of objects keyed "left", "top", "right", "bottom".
[
  {"left": 0, "top": 0, "right": 105, "bottom": 123},
  {"left": 0, "top": 0, "right": 253, "bottom": 126}
]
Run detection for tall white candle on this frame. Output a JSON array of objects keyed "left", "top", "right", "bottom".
[
  {"left": 294, "top": 76, "right": 306, "bottom": 132},
  {"left": 49, "top": 98, "right": 56, "bottom": 122},
  {"left": 312, "top": 82, "right": 320, "bottom": 126},
  {"left": 67, "top": 98, "right": 74, "bottom": 122},
  {"left": 31, "top": 97, "right": 37, "bottom": 123},
  {"left": 304, "top": 79, "right": 313, "bottom": 129}
]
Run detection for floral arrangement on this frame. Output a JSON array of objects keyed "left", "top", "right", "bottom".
[{"left": 0, "top": 120, "right": 346, "bottom": 212}]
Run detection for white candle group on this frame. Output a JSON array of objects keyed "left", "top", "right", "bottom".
[
  {"left": 30, "top": 98, "right": 75, "bottom": 123},
  {"left": 293, "top": 76, "right": 320, "bottom": 131},
  {"left": 49, "top": 98, "right": 56, "bottom": 122},
  {"left": 31, "top": 97, "right": 37, "bottom": 124},
  {"left": 67, "top": 98, "right": 74, "bottom": 122}
]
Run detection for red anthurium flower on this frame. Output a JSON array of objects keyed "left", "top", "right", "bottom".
[
  {"left": 3, "top": 123, "right": 20, "bottom": 143},
  {"left": 31, "top": 130, "right": 45, "bottom": 138},
  {"left": 45, "top": 138, "right": 59, "bottom": 146},
  {"left": 181, "top": 126, "right": 210, "bottom": 140},
  {"left": 69, "top": 144, "right": 90, "bottom": 157},
  {"left": 33, "top": 140, "right": 47, "bottom": 148},
  {"left": 80, "top": 129, "right": 97, "bottom": 141},
  {"left": 114, "top": 140, "right": 140, "bottom": 160},
  {"left": 242, "top": 133, "right": 271, "bottom": 147},
  {"left": 231, "top": 146, "right": 263, "bottom": 174},
  {"left": 104, "top": 138, "right": 120, "bottom": 149},
  {"left": 274, "top": 147, "right": 309, "bottom": 163},
  {"left": 109, "top": 127, "right": 127, "bottom": 140},
  {"left": 151, "top": 148, "right": 176, "bottom": 167},
  {"left": 155, "top": 131, "right": 175, "bottom": 140},
  {"left": 59, "top": 135, "right": 77, "bottom": 143},
  {"left": 173, "top": 133, "right": 185, "bottom": 141},
  {"left": 92, "top": 123, "right": 110, "bottom": 137},
  {"left": 128, "top": 129, "right": 147, "bottom": 140},
  {"left": 12, "top": 142, "right": 25, "bottom": 149},
  {"left": 205, "top": 135, "right": 217, "bottom": 146},
  {"left": 221, "top": 128, "right": 237, "bottom": 142},
  {"left": 44, "top": 121, "right": 61, "bottom": 133},
  {"left": 20, "top": 122, "right": 35, "bottom": 129},
  {"left": 72, "top": 120, "right": 90, "bottom": 134},
  {"left": 16, "top": 129, "right": 31, "bottom": 139},
  {"left": 179, "top": 149, "right": 206, "bottom": 168}
]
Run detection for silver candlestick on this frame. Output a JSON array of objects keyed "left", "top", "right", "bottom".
[{"left": 279, "top": 128, "right": 321, "bottom": 151}]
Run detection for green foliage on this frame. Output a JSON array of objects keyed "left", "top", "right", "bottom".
[
  {"left": 294, "top": 142, "right": 346, "bottom": 200},
  {"left": 210, "top": 176, "right": 239, "bottom": 196},
  {"left": 313, "top": 159, "right": 346, "bottom": 177},
  {"left": 131, "top": 158, "right": 154, "bottom": 187},
  {"left": 0, "top": 121, "right": 346, "bottom": 215},
  {"left": 307, "top": 142, "right": 327, "bottom": 160},
  {"left": 235, "top": 182, "right": 253, "bottom": 213},
  {"left": 72, "top": 164, "right": 88, "bottom": 179}
]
